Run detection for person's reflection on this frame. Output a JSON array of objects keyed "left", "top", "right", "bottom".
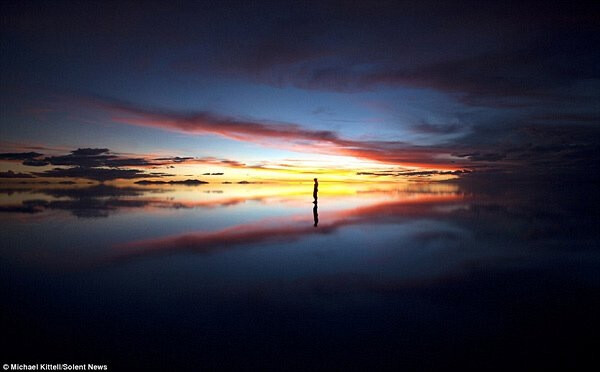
[{"left": 313, "top": 178, "right": 319, "bottom": 227}]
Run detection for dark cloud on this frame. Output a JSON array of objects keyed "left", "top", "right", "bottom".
[
  {"left": 103, "top": 158, "right": 157, "bottom": 167},
  {"left": 395, "top": 170, "right": 470, "bottom": 177},
  {"left": 154, "top": 156, "right": 195, "bottom": 163},
  {"left": 0, "top": 148, "right": 212, "bottom": 181},
  {"left": 0, "top": 187, "right": 34, "bottom": 195},
  {"left": 44, "top": 148, "right": 158, "bottom": 168},
  {"left": 356, "top": 171, "right": 396, "bottom": 176},
  {"left": 32, "top": 167, "right": 167, "bottom": 182},
  {"left": 453, "top": 152, "right": 506, "bottom": 162},
  {"left": 161, "top": 2, "right": 599, "bottom": 107},
  {"left": 70, "top": 148, "right": 109, "bottom": 156},
  {"left": 0, "top": 151, "right": 48, "bottom": 167},
  {"left": 451, "top": 123, "right": 600, "bottom": 178},
  {"left": 22, "top": 159, "right": 50, "bottom": 166},
  {"left": 8, "top": 1, "right": 594, "bottom": 103},
  {"left": 0, "top": 170, "right": 34, "bottom": 178},
  {"left": 134, "top": 179, "right": 208, "bottom": 186},
  {"left": 357, "top": 170, "right": 470, "bottom": 177},
  {"left": 0, "top": 152, "right": 43, "bottom": 160},
  {"left": 0, "top": 146, "right": 252, "bottom": 182},
  {"left": 337, "top": 44, "right": 599, "bottom": 106},
  {"left": 532, "top": 114, "right": 600, "bottom": 124},
  {"left": 0, "top": 148, "right": 166, "bottom": 170}
]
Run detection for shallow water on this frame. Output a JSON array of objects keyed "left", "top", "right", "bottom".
[{"left": 2, "top": 181, "right": 598, "bottom": 369}]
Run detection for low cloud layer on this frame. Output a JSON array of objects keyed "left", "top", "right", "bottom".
[
  {"left": 0, "top": 148, "right": 175, "bottom": 182},
  {"left": 358, "top": 170, "right": 470, "bottom": 177},
  {"left": 0, "top": 170, "right": 35, "bottom": 178}
]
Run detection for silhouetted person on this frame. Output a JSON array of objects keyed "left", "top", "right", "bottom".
[{"left": 312, "top": 178, "right": 319, "bottom": 226}]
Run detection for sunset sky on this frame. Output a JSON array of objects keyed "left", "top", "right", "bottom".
[
  {"left": 1, "top": 1, "right": 598, "bottom": 183},
  {"left": 2, "top": 3, "right": 600, "bottom": 370}
]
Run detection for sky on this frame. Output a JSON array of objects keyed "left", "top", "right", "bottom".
[{"left": 1, "top": 0, "right": 599, "bottom": 183}]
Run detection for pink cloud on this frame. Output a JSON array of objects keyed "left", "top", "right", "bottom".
[{"left": 87, "top": 96, "right": 467, "bottom": 169}]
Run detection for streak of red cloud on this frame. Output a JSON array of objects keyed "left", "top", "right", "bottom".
[{"left": 87, "top": 96, "right": 466, "bottom": 169}]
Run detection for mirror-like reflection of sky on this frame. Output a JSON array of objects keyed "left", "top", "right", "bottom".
[{"left": 2, "top": 181, "right": 599, "bottom": 369}]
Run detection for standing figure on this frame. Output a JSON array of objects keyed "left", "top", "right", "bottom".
[{"left": 312, "top": 178, "right": 319, "bottom": 227}]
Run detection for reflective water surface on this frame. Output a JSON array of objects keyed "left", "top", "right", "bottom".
[{"left": 2, "top": 181, "right": 598, "bottom": 369}]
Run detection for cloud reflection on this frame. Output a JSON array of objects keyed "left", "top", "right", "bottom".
[
  {"left": 106, "top": 193, "right": 461, "bottom": 264},
  {"left": 0, "top": 184, "right": 261, "bottom": 218}
]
